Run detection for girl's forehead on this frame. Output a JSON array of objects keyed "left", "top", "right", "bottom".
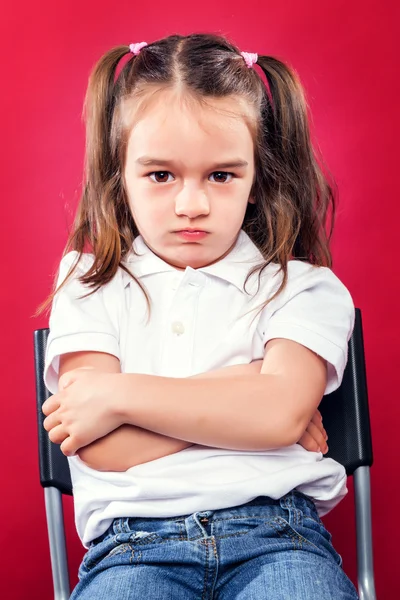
[
  {"left": 125, "top": 92, "right": 255, "bottom": 160},
  {"left": 125, "top": 87, "right": 255, "bottom": 125}
]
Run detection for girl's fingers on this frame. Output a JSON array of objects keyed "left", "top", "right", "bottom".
[
  {"left": 311, "top": 410, "right": 328, "bottom": 439},
  {"left": 48, "top": 424, "right": 68, "bottom": 445},
  {"left": 43, "top": 412, "right": 61, "bottom": 432},
  {"left": 60, "top": 437, "right": 78, "bottom": 457},
  {"left": 304, "top": 421, "right": 328, "bottom": 453},
  {"left": 42, "top": 396, "right": 60, "bottom": 416},
  {"left": 297, "top": 430, "right": 320, "bottom": 453},
  {"left": 307, "top": 420, "right": 325, "bottom": 445},
  {"left": 312, "top": 409, "right": 322, "bottom": 424}
]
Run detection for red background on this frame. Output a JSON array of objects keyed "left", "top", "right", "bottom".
[{"left": 1, "top": 1, "right": 398, "bottom": 598}]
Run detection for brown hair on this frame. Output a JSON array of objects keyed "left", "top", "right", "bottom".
[{"left": 38, "top": 32, "right": 336, "bottom": 314}]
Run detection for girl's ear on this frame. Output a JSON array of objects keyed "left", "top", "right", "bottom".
[{"left": 248, "top": 195, "right": 256, "bottom": 205}]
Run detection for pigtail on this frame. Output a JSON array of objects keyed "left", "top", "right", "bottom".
[
  {"left": 253, "top": 56, "right": 335, "bottom": 267},
  {"left": 70, "top": 46, "right": 133, "bottom": 281},
  {"left": 241, "top": 55, "right": 336, "bottom": 302},
  {"left": 37, "top": 46, "right": 142, "bottom": 315}
]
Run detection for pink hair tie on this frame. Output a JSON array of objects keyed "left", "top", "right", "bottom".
[
  {"left": 240, "top": 51, "right": 258, "bottom": 69},
  {"left": 129, "top": 42, "right": 148, "bottom": 55}
]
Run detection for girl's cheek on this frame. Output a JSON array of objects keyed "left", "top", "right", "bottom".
[{"left": 142, "top": 206, "right": 170, "bottom": 229}]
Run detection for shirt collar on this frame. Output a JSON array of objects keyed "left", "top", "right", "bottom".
[{"left": 121, "top": 230, "right": 265, "bottom": 293}]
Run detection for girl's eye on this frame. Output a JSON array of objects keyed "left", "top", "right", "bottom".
[
  {"left": 148, "top": 171, "right": 234, "bottom": 183},
  {"left": 209, "top": 172, "right": 233, "bottom": 183},
  {"left": 148, "top": 172, "right": 174, "bottom": 183}
]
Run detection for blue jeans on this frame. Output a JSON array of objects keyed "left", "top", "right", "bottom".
[{"left": 71, "top": 491, "right": 359, "bottom": 599}]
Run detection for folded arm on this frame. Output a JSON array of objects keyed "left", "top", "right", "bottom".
[
  {"left": 111, "top": 338, "right": 327, "bottom": 452},
  {"left": 59, "top": 352, "right": 264, "bottom": 471},
  {"left": 56, "top": 338, "right": 327, "bottom": 468}
]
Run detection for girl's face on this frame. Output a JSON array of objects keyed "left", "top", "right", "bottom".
[{"left": 123, "top": 91, "right": 256, "bottom": 270}]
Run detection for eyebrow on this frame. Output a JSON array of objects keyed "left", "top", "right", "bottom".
[{"left": 135, "top": 156, "right": 249, "bottom": 169}]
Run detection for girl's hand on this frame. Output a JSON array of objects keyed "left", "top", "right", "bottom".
[
  {"left": 42, "top": 368, "right": 124, "bottom": 457},
  {"left": 297, "top": 409, "right": 329, "bottom": 454}
]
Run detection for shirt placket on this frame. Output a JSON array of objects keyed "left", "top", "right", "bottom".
[{"left": 159, "top": 269, "right": 206, "bottom": 378}]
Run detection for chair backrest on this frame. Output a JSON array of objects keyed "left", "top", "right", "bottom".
[
  {"left": 34, "top": 328, "right": 72, "bottom": 495},
  {"left": 319, "top": 308, "right": 373, "bottom": 474},
  {"left": 33, "top": 307, "right": 373, "bottom": 493}
]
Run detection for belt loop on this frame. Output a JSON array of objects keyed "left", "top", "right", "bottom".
[
  {"left": 121, "top": 517, "right": 131, "bottom": 533},
  {"left": 112, "top": 517, "right": 132, "bottom": 537},
  {"left": 112, "top": 518, "right": 123, "bottom": 535},
  {"left": 280, "top": 491, "right": 302, "bottom": 527}
]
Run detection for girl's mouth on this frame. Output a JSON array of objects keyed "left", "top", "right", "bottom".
[{"left": 174, "top": 230, "right": 208, "bottom": 241}]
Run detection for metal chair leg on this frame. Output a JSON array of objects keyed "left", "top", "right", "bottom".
[
  {"left": 354, "top": 466, "right": 377, "bottom": 600},
  {"left": 45, "top": 487, "right": 71, "bottom": 600}
]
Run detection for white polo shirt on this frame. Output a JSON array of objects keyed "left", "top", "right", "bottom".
[{"left": 44, "top": 230, "right": 355, "bottom": 547}]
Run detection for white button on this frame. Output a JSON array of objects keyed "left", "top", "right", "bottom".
[{"left": 171, "top": 321, "right": 185, "bottom": 335}]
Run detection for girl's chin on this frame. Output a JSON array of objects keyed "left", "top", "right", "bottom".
[
  {"left": 147, "top": 239, "right": 229, "bottom": 270},
  {"left": 162, "top": 250, "right": 220, "bottom": 271}
]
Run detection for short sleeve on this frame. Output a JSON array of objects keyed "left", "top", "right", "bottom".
[
  {"left": 258, "top": 262, "right": 355, "bottom": 395},
  {"left": 44, "top": 251, "right": 121, "bottom": 395}
]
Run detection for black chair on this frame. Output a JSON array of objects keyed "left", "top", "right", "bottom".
[
  {"left": 34, "top": 308, "right": 376, "bottom": 600},
  {"left": 34, "top": 328, "right": 72, "bottom": 600}
]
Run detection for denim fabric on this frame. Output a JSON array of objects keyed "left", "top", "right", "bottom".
[{"left": 71, "top": 491, "right": 359, "bottom": 599}]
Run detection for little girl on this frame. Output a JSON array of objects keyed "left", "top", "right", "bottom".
[{"left": 41, "top": 33, "right": 359, "bottom": 599}]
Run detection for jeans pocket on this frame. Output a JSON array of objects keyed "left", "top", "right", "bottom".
[
  {"left": 302, "top": 513, "right": 333, "bottom": 544},
  {"left": 81, "top": 535, "right": 130, "bottom": 573},
  {"left": 78, "top": 543, "right": 128, "bottom": 581},
  {"left": 292, "top": 491, "right": 326, "bottom": 527},
  {"left": 268, "top": 515, "right": 343, "bottom": 567},
  {"left": 268, "top": 516, "right": 319, "bottom": 549}
]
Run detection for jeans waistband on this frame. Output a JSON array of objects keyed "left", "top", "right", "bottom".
[{"left": 92, "top": 491, "right": 319, "bottom": 546}]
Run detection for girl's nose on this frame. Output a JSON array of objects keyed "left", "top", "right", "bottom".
[{"left": 175, "top": 185, "right": 210, "bottom": 219}]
